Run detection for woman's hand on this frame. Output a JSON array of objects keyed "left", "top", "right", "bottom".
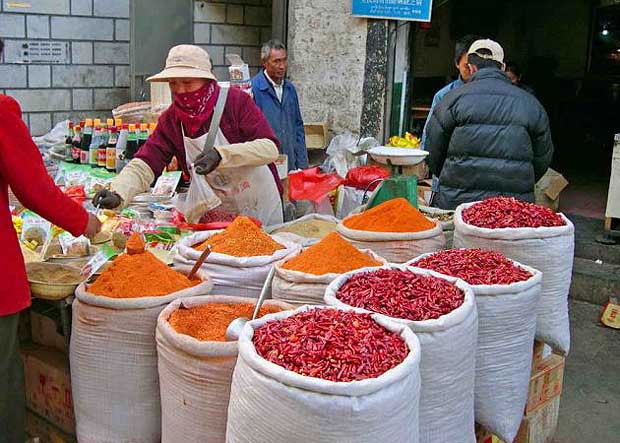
[
  {"left": 194, "top": 147, "right": 222, "bottom": 175},
  {"left": 93, "top": 189, "right": 122, "bottom": 209}
]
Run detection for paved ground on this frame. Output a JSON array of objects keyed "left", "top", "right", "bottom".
[{"left": 554, "top": 300, "right": 620, "bottom": 442}]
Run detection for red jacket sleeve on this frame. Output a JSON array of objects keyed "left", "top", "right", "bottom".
[{"left": 0, "top": 98, "right": 88, "bottom": 237}]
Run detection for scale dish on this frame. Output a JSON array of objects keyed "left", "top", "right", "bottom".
[{"left": 368, "top": 146, "right": 429, "bottom": 166}]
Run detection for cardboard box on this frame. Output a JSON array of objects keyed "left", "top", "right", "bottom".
[
  {"left": 31, "top": 311, "right": 66, "bottom": 353},
  {"left": 535, "top": 168, "right": 569, "bottom": 211},
  {"left": 304, "top": 122, "right": 328, "bottom": 150},
  {"left": 527, "top": 354, "right": 565, "bottom": 415},
  {"left": 26, "top": 410, "right": 76, "bottom": 443},
  {"left": 532, "top": 340, "right": 553, "bottom": 368},
  {"left": 21, "top": 344, "right": 75, "bottom": 435}
]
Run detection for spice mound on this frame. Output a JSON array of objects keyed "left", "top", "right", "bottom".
[
  {"left": 273, "top": 218, "right": 337, "bottom": 239},
  {"left": 282, "top": 233, "right": 382, "bottom": 275},
  {"left": 343, "top": 198, "right": 435, "bottom": 233},
  {"left": 126, "top": 232, "right": 145, "bottom": 255},
  {"left": 89, "top": 251, "right": 196, "bottom": 298},
  {"left": 411, "top": 249, "right": 533, "bottom": 285},
  {"left": 253, "top": 309, "right": 409, "bottom": 382},
  {"left": 336, "top": 269, "right": 464, "bottom": 321},
  {"left": 462, "top": 197, "right": 565, "bottom": 229},
  {"left": 27, "top": 263, "right": 84, "bottom": 284},
  {"left": 195, "top": 216, "right": 285, "bottom": 257},
  {"left": 169, "top": 303, "right": 284, "bottom": 342}
]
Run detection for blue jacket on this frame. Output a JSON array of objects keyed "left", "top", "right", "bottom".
[{"left": 251, "top": 71, "right": 308, "bottom": 170}]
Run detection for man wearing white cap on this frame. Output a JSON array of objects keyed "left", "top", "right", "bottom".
[
  {"left": 424, "top": 39, "right": 554, "bottom": 210},
  {"left": 93, "top": 45, "right": 284, "bottom": 225}
]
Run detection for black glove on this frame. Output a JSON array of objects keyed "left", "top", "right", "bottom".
[
  {"left": 194, "top": 148, "right": 222, "bottom": 175},
  {"left": 92, "top": 189, "right": 122, "bottom": 209}
]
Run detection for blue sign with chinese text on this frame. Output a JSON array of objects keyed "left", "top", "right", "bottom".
[{"left": 352, "top": 0, "right": 433, "bottom": 22}]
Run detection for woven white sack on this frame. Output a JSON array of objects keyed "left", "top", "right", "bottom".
[
  {"left": 265, "top": 213, "right": 340, "bottom": 247},
  {"left": 408, "top": 252, "right": 542, "bottom": 442},
  {"left": 70, "top": 270, "right": 213, "bottom": 443},
  {"left": 226, "top": 305, "right": 422, "bottom": 443},
  {"left": 271, "top": 248, "right": 386, "bottom": 306},
  {"left": 156, "top": 295, "right": 292, "bottom": 443},
  {"left": 325, "top": 264, "right": 477, "bottom": 443},
  {"left": 336, "top": 218, "right": 445, "bottom": 263},
  {"left": 174, "top": 231, "right": 300, "bottom": 298},
  {"left": 453, "top": 202, "right": 574, "bottom": 355}
]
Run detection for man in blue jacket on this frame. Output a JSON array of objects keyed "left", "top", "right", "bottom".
[{"left": 252, "top": 40, "right": 308, "bottom": 171}]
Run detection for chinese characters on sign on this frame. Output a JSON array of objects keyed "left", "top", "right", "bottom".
[{"left": 352, "top": 0, "right": 433, "bottom": 22}]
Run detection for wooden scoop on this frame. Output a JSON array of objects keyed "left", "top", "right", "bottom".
[{"left": 188, "top": 245, "right": 211, "bottom": 280}]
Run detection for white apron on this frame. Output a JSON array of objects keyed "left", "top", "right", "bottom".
[{"left": 181, "top": 126, "right": 283, "bottom": 226}]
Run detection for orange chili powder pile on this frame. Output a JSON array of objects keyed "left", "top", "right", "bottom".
[
  {"left": 89, "top": 251, "right": 196, "bottom": 298},
  {"left": 126, "top": 232, "right": 145, "bottom": 255},
  {"left": 195, "top": 216, "right": 285, "bottom": 257},
  {"left": 168, "top": 303, "right": 284, "bottom": 341},
  {"left": 282, "top": 233, "right": 382, "bottom": 275},
  {"left": 343, "top": 198, "right": 436, "bottom": 233}
]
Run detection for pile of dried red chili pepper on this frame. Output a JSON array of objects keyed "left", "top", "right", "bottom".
[
  {"left": 253, "top": 309, "right": 409, "bottom": 382},
  {"left": 335, "top": 269, "right": 465, "bottom": 321},
  {"left": 411, "top": 249, "right": 533, "bottom": 286},
  {"left": 462, "top": 197, "right": 565, "bottom": 229}
]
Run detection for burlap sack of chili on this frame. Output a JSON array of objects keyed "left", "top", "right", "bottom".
[
  {"left": 336, "top": 198, "right": 446, "bottom": 264},
  {"left": 453, "top": 200, "right": 574, "bottom": 355},
  {"left": 70, "top": 270, "right": 213, "bottom": 443},
  {"left": 408, "top": 251, "right": 542, "bottom": 442},
  {"left": 226, "top": 305, "right": 422, "bottom": 443},
  {"left": 175, "top": 230, "right": 300, "bottom": 298},
  {"left": 156, "top": 295, "right": 292, "bottom": 443},
  {"left": 325, "top": 265, "right": 478, "bottom": 443}
]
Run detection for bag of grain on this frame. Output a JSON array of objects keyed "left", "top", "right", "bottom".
[
  {"left": 409, "top": 249, "right": 542, "bottom": 442},
  {"left": 226, "top": 306, "right": 422, "bottom": 443},
  {"left": 265, "top": 213, "right": 339, "bottom": 246},
  {"left": 325, "top": 264, "right": 477, "bottom": 443},
  {"left": 453, "top": 197, "right": 574, "bottom": 355}
]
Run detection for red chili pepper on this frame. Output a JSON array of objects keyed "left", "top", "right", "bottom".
[
  {"left": 253, "top": 309, "right": 409, "bottom": 382},
  {"left": 335, "top": 269, "right": 465, "bottom": 321},
  {"left": 411, "top": 249, "right": 533, "bottom": 286},
  {"left": 462, "top": 197, "right": 565, "bottom": 229}
]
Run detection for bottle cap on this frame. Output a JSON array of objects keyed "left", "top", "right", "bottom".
[
  {"left": 128, "top": 124, "right": 136, "bottom": 131},
  {"left": 140, "top": 123, "right": 148, "bottom": 131},
  {"left": 115, "top": 118, "right": 122, "bottom": 126},
  {"left": 85, "top": 118, "right": 93, "bottom": 126},
  {"left": 93, "top": 118, "right": 102, "bottom": 126},
  {"left": 107, "top": 118, "right": 114, "bottom": 127}
]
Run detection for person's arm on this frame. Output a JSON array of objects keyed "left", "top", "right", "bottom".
[
  {"left": 0, "top": 108, "right": 88, "bottom": 236},
  {"left": 425, "top": 99, "right": 457, "bottom": 177},
  {"left": 292, "top": 87, "right": 309, "bottom": 169},
  {"left": 530, "top": 103, "right": 554, "bottom": 181}
]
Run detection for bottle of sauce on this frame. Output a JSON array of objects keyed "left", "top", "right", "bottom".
[
  {"left": 89, "top": 121, "right": 103, "bottom": 167},
  {"left": 98, "top": 124, "right": 109, "bottom": 168},
  {"left": 72, "top": 125, "right": 82, "bottom": 164},
  {"left": 116, "top": 124, "right": 129, "bottom": 173},
  {"left": 125, "top": 124, "right": 139, "bottom": 161},
  {"left": 138, "top": 123, "right": 149, "bottom": 148},
  {"left": 80, "top": 119, "right": 93, "bottom": 165},
  {"left": 64, "top": 122, "right": 74, "bottom": 162},
  {"left": 106, "top": 127, "right": 118, "bottom": 172}
]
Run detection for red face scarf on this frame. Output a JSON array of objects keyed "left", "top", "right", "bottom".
[{"left": 172, "top": 80, "right": 220, "bottom": 138}]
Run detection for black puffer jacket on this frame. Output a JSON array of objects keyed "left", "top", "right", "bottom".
[{"left": 425, "top": 68, "right": 554, "bottom": 210}]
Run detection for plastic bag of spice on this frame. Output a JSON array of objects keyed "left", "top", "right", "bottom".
[
  {"left": 226, "top": 305, "right": 422, "bottom": 443},
  {"left": 156, "top": 295, "right": 293, "bottom": 443},
  {"left": 265, "top": 213, "right": 339, "bottom": 247},
  {"left": 324, "top": 265, "right": 478, "bottom": 443},
  {"left": 175, "top": 230, "right": 300, "bottom": 298},
  {"left": 408, "top": 250, "right": 542, "bottom": 442},
  {"left": 453, "top": 200, "right": 574, "bottom": 355},
  {"left": 70, "top": 269, "right": 213, "bottom": 443}
]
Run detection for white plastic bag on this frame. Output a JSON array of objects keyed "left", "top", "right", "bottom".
[
  {"left": 271, "top": 248, "right": 386, "bottom": 306},
  {"left": 408, "top": 252, "right": 542, "bottom": 442},
  {"left": 453, "top": 202, "right": 574, "bottom": 355},
  {"left": 174, "top": 231, "right": 300, "bottom": 298},
  {"left": 335, "top": 185, "right": 367, "bottom": 219},
  {"left": 337, "top": 219, "right": 446, "bottom": 263},
  {"left": 226, "top": 305, "right": 422, "bottom": 443},
  {"left": 70, "top": 271, "right": 213, "bottom": 443},
  {"left": 325, "top": 265, "right": 477, "bottom": 443},
  {"left": 156, "top": 295, "right": 292, "bottom": 443},
  {"left": 266, "top": 213, "right": 340, "bottom": 247}
]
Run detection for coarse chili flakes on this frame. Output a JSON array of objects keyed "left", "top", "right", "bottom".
[
  {"left": 462, "top": 197, "right": 565, "bottom": 229},
  {"left": 411, "top": 249, "right": 533, "bottom": 286},
  {"left": 335, "top": 269, "right": 464, "bottom": 321},
  {"left": 253, "top": 309, "right": 409, "bottom": 382}
]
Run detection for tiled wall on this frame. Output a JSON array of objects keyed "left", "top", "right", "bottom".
[{"left": 0, "top": 0, "right": 130, "bottom": 135}]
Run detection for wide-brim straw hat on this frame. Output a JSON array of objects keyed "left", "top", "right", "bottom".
[{"left": 147, "top": 45, "right": 217, "bottom": 82}]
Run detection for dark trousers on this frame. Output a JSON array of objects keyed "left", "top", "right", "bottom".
[{"left": 0, "top": 313, "right": 25, "bottom": 443}]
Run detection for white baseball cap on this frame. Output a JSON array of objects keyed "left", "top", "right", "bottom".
[
  {"left": 147, "top": 45, "right": 217, "bottom": 82},
  {"left": 467, "top": 39, "right": 505, "bottom": 64}
]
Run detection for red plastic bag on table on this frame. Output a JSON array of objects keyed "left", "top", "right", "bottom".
[
  {"left": 288, "top": 167, "right": 344, "bottom": 203},
  {"left": 344, "top": 166, "right": 390, "bottom": 191},
  {"left": 64, "top": 185, "right": 87, "bottom": 203}
]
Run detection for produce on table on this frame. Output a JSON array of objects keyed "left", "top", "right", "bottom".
[
  {"left": 462, "top": 196, "right": 565, "bottom": 228},
  {"left": 281, "top": 233, "right": 381, "bottom": 275},
  {"left": 343, "top": 198, "right": 436, "bottom": 233},
  {"left": 420, "top": 208, "right": 454, "bottom": 222},
  {"left": 272, "top": 218, "right": 337, "bottom": 239},
  {"left": 335, "top": 269, "right": 464, "bottom": 321},
  {"left": 194, "top": 216, "right": 284, "bottom": 257},
  {"left": 387, "top": 132, "right": 421, "bottom": 148},
  {"left": 253, "top": 309, "right": 409, "bottom": 382},
  {"left": 168, "top": 302, "right": 283, "bottom": 342},
  {"left": 411, "top": 249, "right": 533, "bottom": 285}
]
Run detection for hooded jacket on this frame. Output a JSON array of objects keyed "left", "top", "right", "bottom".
[{"left": 425, "top": 68, "right": 554, "bottom": 210}]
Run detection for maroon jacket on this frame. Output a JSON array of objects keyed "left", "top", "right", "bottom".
[
  {"left": 0, "top": 95, "right": 88, "bottom": 316},
  {"left": 135, "top": 87, "right": 283, "bottom": 194}
]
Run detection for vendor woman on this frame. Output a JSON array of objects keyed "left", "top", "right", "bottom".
[{"left": 93, "top": 45, "right": 283, "bottom": 225}]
